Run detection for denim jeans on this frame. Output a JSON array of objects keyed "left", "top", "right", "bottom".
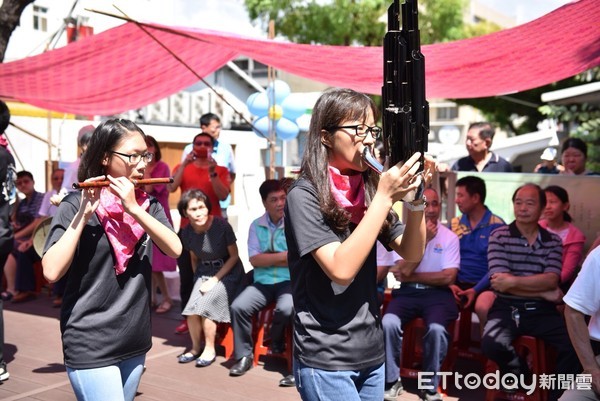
[
  {"left": 66, "top": 354, "right": 146, "bottom": 401},
  {"left": 294, "top": 358, "right": 384, "bottom": 401}
]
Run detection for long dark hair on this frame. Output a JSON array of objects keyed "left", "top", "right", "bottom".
[
  {"left": 544, "top": 185, "right": 572, "bottom": 222},
  {"left": 300, "top": 87, "right": 393, "bottom": 234},
  {"left": 78, "top": 119, "right": 146, "bottom": 182}
]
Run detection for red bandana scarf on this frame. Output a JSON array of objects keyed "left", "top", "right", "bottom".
[
  {"left": 95, "top": 187, "right": 150, "bottom": 275},
  {"left": 328, "top": 165, "right": 366, "bottom": 225}
]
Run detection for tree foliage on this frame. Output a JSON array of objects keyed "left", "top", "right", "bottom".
[
  {"left": 245, "top": 0, "right": 388, "bottom": 46},
  {"left": 0, "top": 0, "right": 36, "bottom": 62},
  {"left": 244, "top": 0, "right": 486, "bottom": 46}
]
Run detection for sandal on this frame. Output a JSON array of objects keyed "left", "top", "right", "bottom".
[
  {"left": 1, "top": 291, "right": 14, "bottom": 301},
  {"left": 155, "top": 300, "right": 173, "bottom": 314}
]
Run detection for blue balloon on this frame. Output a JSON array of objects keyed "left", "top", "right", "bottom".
[
  {"left": 276, "top": 118, "right": 300, "bottom": 141},
  {"left": 281, "top": 95, "right": 308, "bottom": 120},
  {"left": 252, "top": 116, "right": 270, "bottom": 139},
  {"left": 246, "top": 92, "right": 269, "bottom": 117},
  {"left": 267, "top": 80, "right": 291, "bottom": 104}
]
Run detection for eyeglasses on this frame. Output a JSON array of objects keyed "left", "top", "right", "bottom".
[
  {"left": 329, "top": 124, "right": 382, "bottom": 139},
  {"left": 193, "top": 141, "right": 213, "bottom": 147},
  {"left": 110, "top": 151, "right": 154, "bottom": 164},
  {"left": 15, "top": 179, "right": 32, "bottom": 186}
]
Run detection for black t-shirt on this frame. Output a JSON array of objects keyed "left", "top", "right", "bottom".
[
  {"left": 0, "top": 147, "right": 15, "bottom": 255},
  {"left": 44, "top": 192, "right": 174, "bottom": 369},
  {"left": 284, "top": 178, "right": 405, "bottom": 370}
]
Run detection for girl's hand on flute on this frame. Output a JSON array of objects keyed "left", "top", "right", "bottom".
[
  {"left": 379, "top": 152, "right": 422, "bottom": 204},
  {"left": 79, "top": 175, "right": 104, "bottom": 219},
  {"left": 106, "top": 175, "right": 139, "bottom": 214}
]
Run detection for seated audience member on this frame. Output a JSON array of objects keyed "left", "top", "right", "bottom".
[
  {"left": 481, "top": 184, "right": 581, "bottom": 401},
  {"left": 451, "top": 122, "right": 512, "bottom": 172},
  {"left": 229, "top": 179, "right": 294, "bottom": 387},
  {"left": 560, "top": 246, "right": 600, "bottom": 401},
  {"left": 534, "top": 147, "right": 562, "bottom": 174},
  {"left": 449, "top": 176, "right": 504, "bottom": 330},
  {"left": 539, "top": 185, "right": 586, "bottom": 291},
  {"left": 37, "top": 168, "right": 65, "bottom": 306},
  {"left": 1, "top": 171, "right": 44, "bottom": 303},
  {"left": 383, "top": 188, "right": 460, "bottom": 401},
  {"left": 560, "top": 137, "right": 598, "bottom": 176},
  {"left": 176, "top": 190, "right": 243, "bottom": 368}
]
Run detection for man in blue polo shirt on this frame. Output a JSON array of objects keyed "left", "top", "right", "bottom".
[
  {"left": 450, "top": 175, "right": 504, "bottom": 329},
  {"left": 229, "top": 179, "right": 293, "bottom": 386},
  {"left": 452, "top": 122, "right": 513, "bottom": 173}
]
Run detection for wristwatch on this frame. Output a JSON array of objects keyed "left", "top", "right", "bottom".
[{"left": 404, "top": 196, "right": 427, "bottom": 212}]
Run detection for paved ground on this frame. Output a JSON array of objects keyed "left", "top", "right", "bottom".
[{"left": 0, "top": 294, "right": 491, "bottom": 400}]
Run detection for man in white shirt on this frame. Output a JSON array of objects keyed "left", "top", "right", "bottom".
[
  {"left": 560, "top": 247, "right": 600, "bottom": 400},
  {"left": 383, "top": 187, "right": 460, "bottom": 401}
]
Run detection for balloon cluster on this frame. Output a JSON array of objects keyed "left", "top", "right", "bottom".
[{"left": 246, "top": 80, "right": 306, "bottom": 141}]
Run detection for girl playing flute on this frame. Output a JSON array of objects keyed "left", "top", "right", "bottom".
[{"left": 42, "top": 119, "right": 182, "bottom": 401}]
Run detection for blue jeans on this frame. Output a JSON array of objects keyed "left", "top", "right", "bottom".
[
  {"left": 382, "top": 287, "right": 458, "bottom": 392},
  {"left": 66, "top": 354, "right": 146, "bottom": 401},
  {"left": 294, "top": 358, "right": 384, "bottom": 401}
]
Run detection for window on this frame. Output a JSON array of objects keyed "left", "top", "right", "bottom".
[
  {"left": 33, "top": 5, "right": 48, "bottom": 32},
  {"left": 436, "top": 106, "right": 458, "bottom": 120}
]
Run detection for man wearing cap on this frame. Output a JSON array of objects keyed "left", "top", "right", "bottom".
[{"left": 534, "top": 147, "right": 562, "bottom": 174}]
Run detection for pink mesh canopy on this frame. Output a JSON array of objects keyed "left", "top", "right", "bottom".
[{"left": 0, "top": 0, "right": 598, "bottom": 115}]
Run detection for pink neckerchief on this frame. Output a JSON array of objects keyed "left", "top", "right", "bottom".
[
  {"left": 95, "top": 187, "right": 150, "bottom": 275},
  {"left": 0, "top": 134, "right": 8, "bottom": 148},
  {"left": 328, "top": 165, "right": 366, "bottom": 225}
]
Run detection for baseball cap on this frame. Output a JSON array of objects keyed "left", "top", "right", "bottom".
[{"left": 540, "top": 147, "right": 557, "bottom": 161}]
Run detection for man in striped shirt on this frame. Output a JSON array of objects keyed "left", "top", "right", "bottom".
[{"left": 481, "top": 183, "right": 580, "bottom": 400}]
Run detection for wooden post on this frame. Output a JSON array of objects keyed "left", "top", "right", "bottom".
[{"left": 267, "top": 20, "right": 276, "bottom": 179}]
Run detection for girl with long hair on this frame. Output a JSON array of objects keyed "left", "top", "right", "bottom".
[{"left": 284, "top": 88, "right": 434, "bottom": 400}]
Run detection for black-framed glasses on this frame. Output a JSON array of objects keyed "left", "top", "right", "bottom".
[
  {"left": 329, "top": 124, "right": 382, "bottom": 139},
  {"left": 110, "top": 151, "right": 154, "bottom": 164}
]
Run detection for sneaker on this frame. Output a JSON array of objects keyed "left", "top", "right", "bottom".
[
  {"left": 0, "top": 362, "right": 9, "bottom": 382},
  {"left": 174, "top": 320, "right": 189, "bottom": 335},
  {"left": 420, "top": 390, "right": 443, "bottom": 401},
  {"left": 383, "top": 379, "right": 404, "bottom": 400}
]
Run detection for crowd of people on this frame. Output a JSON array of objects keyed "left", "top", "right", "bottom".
[{"left": 1, "top": 91, "right": 600, "bottom": 401}]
